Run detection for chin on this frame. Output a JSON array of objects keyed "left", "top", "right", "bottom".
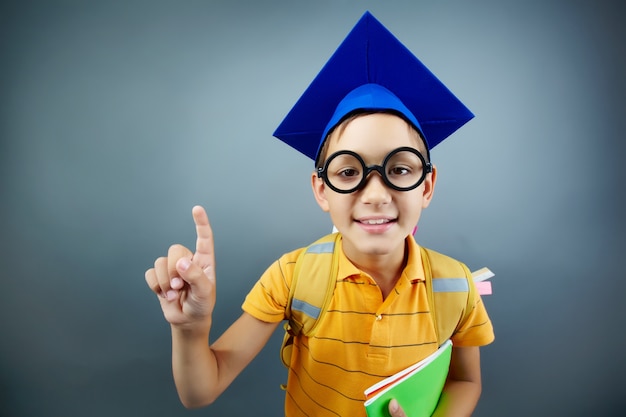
[
  {"left": 339, "top": 225, "right": 408, "bottom": 250},
  {"left": 352, "top": 235, "right": 403, "bottom": 256},
  {"left": 358, "top": 245, "right": 392, "bottom": 256}
]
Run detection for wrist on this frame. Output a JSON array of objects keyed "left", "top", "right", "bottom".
[{"left": 170, "top": 318, "right": 212, "bottom": 341}]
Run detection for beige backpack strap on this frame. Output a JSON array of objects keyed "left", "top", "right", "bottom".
[
  {"left": 420, "top": 246, "right": 474, "bottom": 346},
  {"left": 280, "top": 233, "right": 341, "bottom": 368}
]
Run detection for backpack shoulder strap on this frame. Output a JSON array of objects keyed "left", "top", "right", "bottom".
[
  {"left": 420, "top": 246, "right": 475, "bottom": 347},
  {"left": 280, "top": 233, "right": 341, "bottom": 368}
]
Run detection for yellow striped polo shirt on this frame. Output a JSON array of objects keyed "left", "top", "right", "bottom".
[{"left": 242, "top": 235, "right": 494, "bottom": 417}]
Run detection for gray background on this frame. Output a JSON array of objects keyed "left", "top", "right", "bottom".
[{"left": 1, "top": 0, "right": 625, "bottom": 416}]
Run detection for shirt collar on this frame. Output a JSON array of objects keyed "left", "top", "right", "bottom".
[
  {"left": 403, "top": 235, "right": 425, "bottom": 284},
  {"left": 335, "top": 234, "right": 425, "bottom": 284}
]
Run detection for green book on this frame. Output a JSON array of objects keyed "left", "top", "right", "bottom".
[{"left": 364, "top": 339, "right": 452, "bottom": 417}]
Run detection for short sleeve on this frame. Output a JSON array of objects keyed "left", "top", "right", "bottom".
[
  {"left": 242, "top": 248, "right": 303, "bottom": 323},
  {"left": 451, "top": 282, "right": 495, "bottom": 347}
]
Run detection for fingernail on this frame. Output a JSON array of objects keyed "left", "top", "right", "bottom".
[
  {"left": 171, "top": 277, "right": 183, "bottom": 289},
  {"left": 166, "top": 290, "right": 178, "bottom": 300},
  {"left": 178, "top": 258, "right": 190, "bottom": 271}
]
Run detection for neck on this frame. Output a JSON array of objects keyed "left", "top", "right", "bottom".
[{"left": 345, "top": 240, "right": 408, "bottom": 300}]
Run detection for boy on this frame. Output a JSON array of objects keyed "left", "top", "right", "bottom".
[{"left": 145, "top": 12, "right": 494, "bottom": 417}]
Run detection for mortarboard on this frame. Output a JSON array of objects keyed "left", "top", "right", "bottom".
[{"left": 273, "top": 11, "right": 474, "bottom": 164}]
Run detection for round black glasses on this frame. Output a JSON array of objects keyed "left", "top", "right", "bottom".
[{"left": 317, "top": 147, "right": 432, "bottom": 194}]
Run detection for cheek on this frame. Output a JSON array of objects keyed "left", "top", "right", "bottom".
[
  {"left": 327, "top": 195, "right": 355, "bottom": 220},
  {"left": 399, "top": 192, "right": 426, "bottom": 215}
]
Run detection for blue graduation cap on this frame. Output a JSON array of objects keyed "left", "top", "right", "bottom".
[{"left": 273, "top": 11, "right": 474, "bottom": 164}]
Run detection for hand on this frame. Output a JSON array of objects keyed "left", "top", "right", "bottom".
[
  {"left": 388, "top": 399, "right": 408, "bottom": 417},
  {"left": 145, "top": 206, "right": 216, "bottom": 330}
]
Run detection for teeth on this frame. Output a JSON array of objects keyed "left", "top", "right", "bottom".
[{"left": 363, "top": 219, "right": 388, "bottom": 225}]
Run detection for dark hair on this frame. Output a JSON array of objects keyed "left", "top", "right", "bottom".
[{"left": 315, "top": 110, "right": 430, "bottom": 170}]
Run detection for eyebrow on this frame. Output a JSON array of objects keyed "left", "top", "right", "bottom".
[{"left": 329, "top": 146, "right": 424, "bottom": 164}]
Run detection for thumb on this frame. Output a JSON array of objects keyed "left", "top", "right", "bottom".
[
  {"left": 176, "top": 256, "right": 214, "bottom": 292},
  {"left": 388, "top": 399, "right": 406, "bottom": 417},
  {"left": 167, "top": 244, "right": 194, "bottom": 280}
]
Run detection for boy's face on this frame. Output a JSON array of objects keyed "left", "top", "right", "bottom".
[{"left": 311, "top": 113, "right": 437, "bottom": 265}]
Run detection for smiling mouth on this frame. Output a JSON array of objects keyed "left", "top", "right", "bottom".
[{"left": 358, "top": 218, "right": 394, "bottom": 225}]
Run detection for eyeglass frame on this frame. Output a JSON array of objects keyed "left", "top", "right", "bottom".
[{"left": 316, "top": 146, "right": 433, "bottom": 194}]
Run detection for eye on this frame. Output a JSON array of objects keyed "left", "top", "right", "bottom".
[
  {"left": 388, "top": 165, "right": 411, "bottom": 176},
  {"left": 385, "top": 149, "right": 423, "bottom": 180},
  {"left": 338, "top": 168, "right": 360, "bottom": 178}
]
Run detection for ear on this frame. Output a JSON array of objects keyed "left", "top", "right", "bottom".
[
  {"left": 311, "top": 171, "right": 330, "bottom": 212},
  {"left": 421, "top": 164, "right": 437, "bottom": 209}
]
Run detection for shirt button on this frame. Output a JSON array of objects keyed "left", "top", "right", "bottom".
[{"left": 376, "top": 314, "right": 383, "bottom": 321}]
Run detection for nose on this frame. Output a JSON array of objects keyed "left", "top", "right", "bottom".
[{"left": 359, "top": 172, "right": 391, "bottom": 204}]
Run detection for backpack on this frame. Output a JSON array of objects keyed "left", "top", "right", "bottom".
[{"left": 280, "top": 232, "right": 479, "bottom": 368}]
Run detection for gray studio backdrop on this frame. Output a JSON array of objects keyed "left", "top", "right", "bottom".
[{"left": 1, "top": 1, "right": 624, "bottom": 416}]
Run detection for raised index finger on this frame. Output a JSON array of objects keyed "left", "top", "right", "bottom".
[{"left": 191, "top": 205, "right": 214, "bottom": 270}]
